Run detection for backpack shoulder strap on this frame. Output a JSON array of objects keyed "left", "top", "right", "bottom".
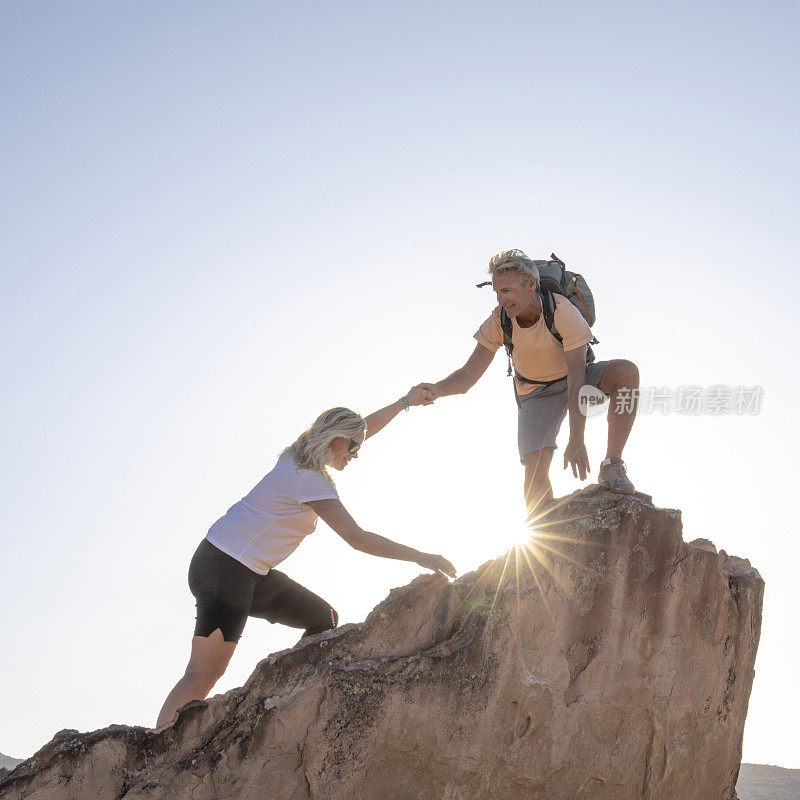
[
  {"left": 499, "top": 307, "right": 514, "bottom": 376},
  {"left": 542, "top": 290, "right": 597, "bottom": 360},
  {"left": 539, "top": 289, "right": 562, "bottom": 343},
  {"left": 499, "top": 307, "right": 513, "bottom": 351}
]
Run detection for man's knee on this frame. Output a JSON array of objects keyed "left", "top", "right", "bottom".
[
  {"left": 601, "top": 359, "right": 639, "bottom": 392},
  {"left": 618, "top": 359, "right": 639, "bottom": 385}
]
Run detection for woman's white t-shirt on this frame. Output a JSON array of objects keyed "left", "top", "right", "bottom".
[{"left": 206, "top": 455, "right": 339, "bottom": 574}]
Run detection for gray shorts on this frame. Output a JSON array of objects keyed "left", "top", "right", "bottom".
[{"left": 517, "top": 360, "right": 611, "bottom": 461}]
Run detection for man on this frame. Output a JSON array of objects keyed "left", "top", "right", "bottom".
[{"left": 417, "top": 249, "right": 639, "bottom": 520}]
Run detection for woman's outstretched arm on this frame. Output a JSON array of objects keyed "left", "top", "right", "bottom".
[
  {"left": 306, "top": 498, "right": 456, "bottom": 579},
  {"left": 363, "top": 386, "right": 433, "bottom": 440}
]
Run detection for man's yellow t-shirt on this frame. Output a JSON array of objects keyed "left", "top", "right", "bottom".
[{"left": 474, "top": 295, "right": 593, "bottom": 397}]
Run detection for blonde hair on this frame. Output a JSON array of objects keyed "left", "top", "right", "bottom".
[
  {"left": 487, "top": 249, "right": 539, "bottom": 285},
  {"left": 283, "top": 407, "right": 365, "bottom": 478}
]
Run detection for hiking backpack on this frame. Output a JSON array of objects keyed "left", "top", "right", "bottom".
[{"left": 477, "top": 253, "right": 598, "bottom": 384}]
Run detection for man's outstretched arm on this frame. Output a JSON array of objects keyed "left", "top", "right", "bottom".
[{"left": 417, "top": 343, "right": 495, "bottom": 399}]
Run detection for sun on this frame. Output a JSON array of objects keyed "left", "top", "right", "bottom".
[
  {"left": 509, "top": 526, "right": 538, "bottom": 548},
  {"left": 497, "top": 501, "right": 560, "bottom": 551},
  {"left": 498, "top": 521, "right": 545, "bottom": 553}
]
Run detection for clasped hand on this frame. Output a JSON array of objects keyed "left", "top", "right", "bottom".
[{"left": 406, "top": 384, "right": 437, "bottom": 406}]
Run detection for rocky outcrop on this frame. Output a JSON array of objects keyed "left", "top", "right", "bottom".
[
  {"left": 0, "top": 487, "right": 763, "bottom": 800},
  {"left": 0, "top": 758, "right": 21, "bottom": 774}
]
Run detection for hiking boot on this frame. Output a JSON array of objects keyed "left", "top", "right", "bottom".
[{"left": 598, "top": 458, "right": 636, "bottom": 495}]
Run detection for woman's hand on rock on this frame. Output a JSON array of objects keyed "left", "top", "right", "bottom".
[{"left": 416, "top": 552, "right": 457, "bottom": 579}]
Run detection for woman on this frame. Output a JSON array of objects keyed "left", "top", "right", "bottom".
[{"left": 156, "top": 389, "right": 456, "bottom": 727}]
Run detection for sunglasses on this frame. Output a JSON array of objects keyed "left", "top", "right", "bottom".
[{"left": 346, "top": 437, "right": 362, "bottom": 455}]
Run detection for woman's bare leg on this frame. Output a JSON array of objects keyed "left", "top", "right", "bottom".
[{"left": 156, "top": 628, "right": 237, "bottom": 727}]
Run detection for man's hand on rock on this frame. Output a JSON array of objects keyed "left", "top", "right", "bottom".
[
  {"left": 563, "top": 438, "right": 590, "bottom": 481},
  {"left": 416, "top": 552, "right": 457, "bottom": 579}
]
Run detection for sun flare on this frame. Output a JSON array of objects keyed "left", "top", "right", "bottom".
[
  {"left": 507, "top": 526, "right": 539, "bottom": 549},
  {"left": 497, "top": 521, "right": 545, "bottom": 555}
]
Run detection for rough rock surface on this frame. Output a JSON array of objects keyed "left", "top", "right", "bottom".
[
  {"left": 0, "top": 487, "right": 764, "bottom": 800},
  {"left": 736, "top": 764, "right": 800, "bottom": 800}
]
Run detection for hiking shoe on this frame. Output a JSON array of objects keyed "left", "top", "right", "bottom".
[{"left": 598, "top": 459, "right": 636, "bottom": 495}]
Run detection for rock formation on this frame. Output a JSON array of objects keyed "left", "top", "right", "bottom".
[
  {"left": 0, "top": 759, "right": 21, "bottom": 775},
  {"left": 0, "top": 487, "right": 763, "bottom": 800}
]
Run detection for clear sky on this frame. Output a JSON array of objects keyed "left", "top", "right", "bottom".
[{"left": 1, "top": 0, "right": 798, "bottom": 769}]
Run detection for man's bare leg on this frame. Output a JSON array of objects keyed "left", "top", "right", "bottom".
[
  {"left": 598, "top": 359, "right": 639, "bottom": 460},
  {"left": 523, "top": 447, "right": 555, "bottom": 523}
]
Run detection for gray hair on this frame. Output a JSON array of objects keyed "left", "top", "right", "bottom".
[
  {"left": 283, "top": 407, "right": 366, "bottom": 477},
  {"left": 487, "top": 249, "right": 539, "bottom": 285}
]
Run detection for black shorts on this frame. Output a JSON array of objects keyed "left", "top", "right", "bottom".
[{"left": 188, "top": 539, "right": 338, "bottom": 643}]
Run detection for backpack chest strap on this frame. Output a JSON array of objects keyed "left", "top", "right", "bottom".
[
  {"left": 500, "top": 296, "right": 594, "bottom": 382},
  {"left": 499, "top": 291, "right": 560, "bottom": 375}
]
